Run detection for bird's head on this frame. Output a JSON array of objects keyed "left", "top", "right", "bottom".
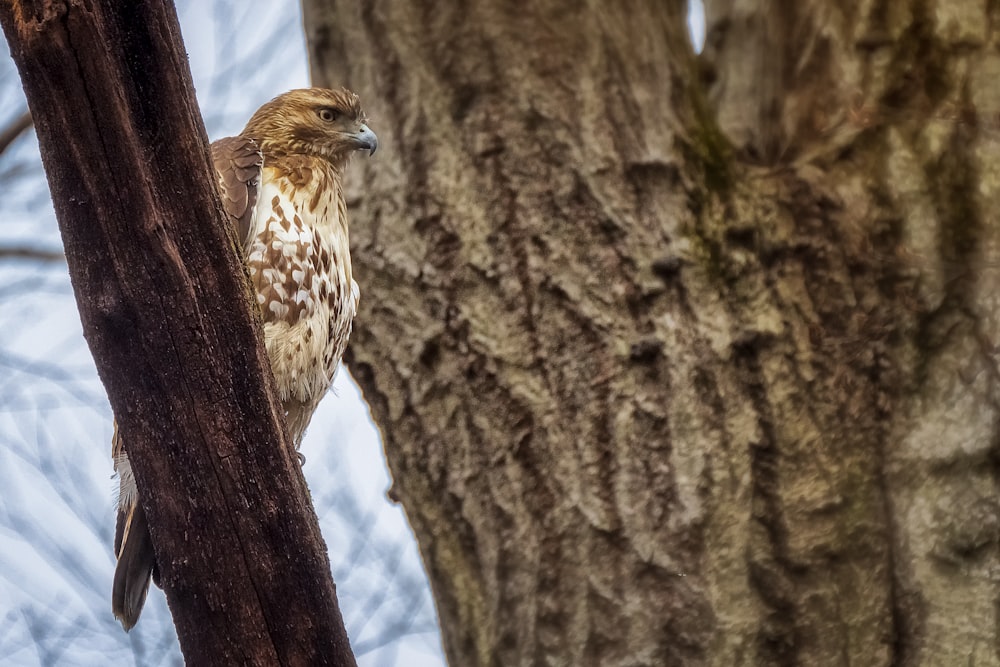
[{"left": 243, "top": 87, "right": 378, "bottom": 165}]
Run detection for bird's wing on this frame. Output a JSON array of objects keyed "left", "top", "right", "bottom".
[{"left": 211, "top": 136, "right": 263, "bottom": 254}]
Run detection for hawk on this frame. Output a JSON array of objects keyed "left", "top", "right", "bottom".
[{"left": 111, "top": 88, "right": 378, "bottom": 630}]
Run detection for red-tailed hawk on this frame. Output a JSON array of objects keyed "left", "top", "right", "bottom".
[{"left": 111, "top": 88, "right": 377, "bottom": 630}]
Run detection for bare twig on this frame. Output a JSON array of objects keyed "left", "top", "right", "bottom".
[
  {"left": 0, "top": 245, "right": 64, "bottom": 262},
  {"left": 0, "top": 110, "right": 32, "bottom": 157}
]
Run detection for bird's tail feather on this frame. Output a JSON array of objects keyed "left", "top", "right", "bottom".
[{"left": 111, "top": 500, "right": 156, "bottom": 631}]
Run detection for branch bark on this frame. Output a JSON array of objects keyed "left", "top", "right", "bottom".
[{"left": 0, "top": 2, "right": 355, "bottom": 665}]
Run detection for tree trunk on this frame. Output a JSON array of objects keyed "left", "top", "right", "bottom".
[
  {"left": 0, "top": 2, "right": 355, "bottom": 665},
  {"left": 304, "top": 0, "right": 1000, "bottom": 665}
]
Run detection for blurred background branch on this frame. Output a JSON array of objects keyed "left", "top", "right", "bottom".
[
  {"left": 0, "top": 109, "right": 31, "bottom": 157},
  {"left": 0, "top": 245, "right": 63, "bottom": 262}
]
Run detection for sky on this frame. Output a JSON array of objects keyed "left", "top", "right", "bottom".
[{"left": 0, "top": 3, "right": 706, "bottom": 666}]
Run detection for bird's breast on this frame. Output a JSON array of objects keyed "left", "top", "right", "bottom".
[{"left": 246, "top": 167, "right": 356, "bottom": 403}]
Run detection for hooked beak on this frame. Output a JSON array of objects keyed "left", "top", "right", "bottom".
[{"left": 353, "top": 124, "right": 378, "bottom": 156}]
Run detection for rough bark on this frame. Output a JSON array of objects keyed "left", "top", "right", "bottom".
[
  {"left": 0, "top": 2, "right": 355, "bottom": 665},
  {"left": 305, "top": 0, "right": 1000, "bottom": 665}
]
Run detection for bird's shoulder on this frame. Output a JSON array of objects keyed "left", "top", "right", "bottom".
[{"left": 210, "top": 136, "right": 263, "bottom": 251}]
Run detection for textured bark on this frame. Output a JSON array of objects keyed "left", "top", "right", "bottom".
[
  {"left": 1, "top": 2, "right": 355, "bottom": 665},
  {"left": 305, "top": 0, "right": 1000, "bottom": 665}
]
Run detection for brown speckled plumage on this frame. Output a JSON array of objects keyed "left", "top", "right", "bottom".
[{"left": 111, "top": 88, "right": 377, "bottom": 630}]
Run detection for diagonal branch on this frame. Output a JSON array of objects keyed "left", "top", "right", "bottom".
[
  {"left": 0, "top": 110, "right": 32, "bottom": 157},
  {"left": 0, "top": 1, "right": 356, "bottom": 664}
]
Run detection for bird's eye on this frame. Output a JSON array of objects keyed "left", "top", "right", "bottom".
[{"left": 317, "top": 108, "right": 339, "bottom": 122}]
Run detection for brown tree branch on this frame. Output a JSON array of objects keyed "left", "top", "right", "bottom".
[
  {"left": 0, "top": 1, "right": 356, "bottom": 665},
  {"left": 0, "top": 110, "right": 32, "bottom": 157},
  {"left": 0, "top": 245, "right": 63, "bottom": 262}
]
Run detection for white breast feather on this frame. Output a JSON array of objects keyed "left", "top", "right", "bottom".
[{"left": 248, "top": 168, "right": 357, "bottom": 406}]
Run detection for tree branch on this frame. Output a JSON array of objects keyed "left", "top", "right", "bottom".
[
  {"left": 0, "top": 1, "right": 356, "bottom": 664},
  {"left": 0, "top": 245, "right": 63, "bottom": 262},
  {"left": 0, "top": 110, "right": 32, "bottom": 157}
]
